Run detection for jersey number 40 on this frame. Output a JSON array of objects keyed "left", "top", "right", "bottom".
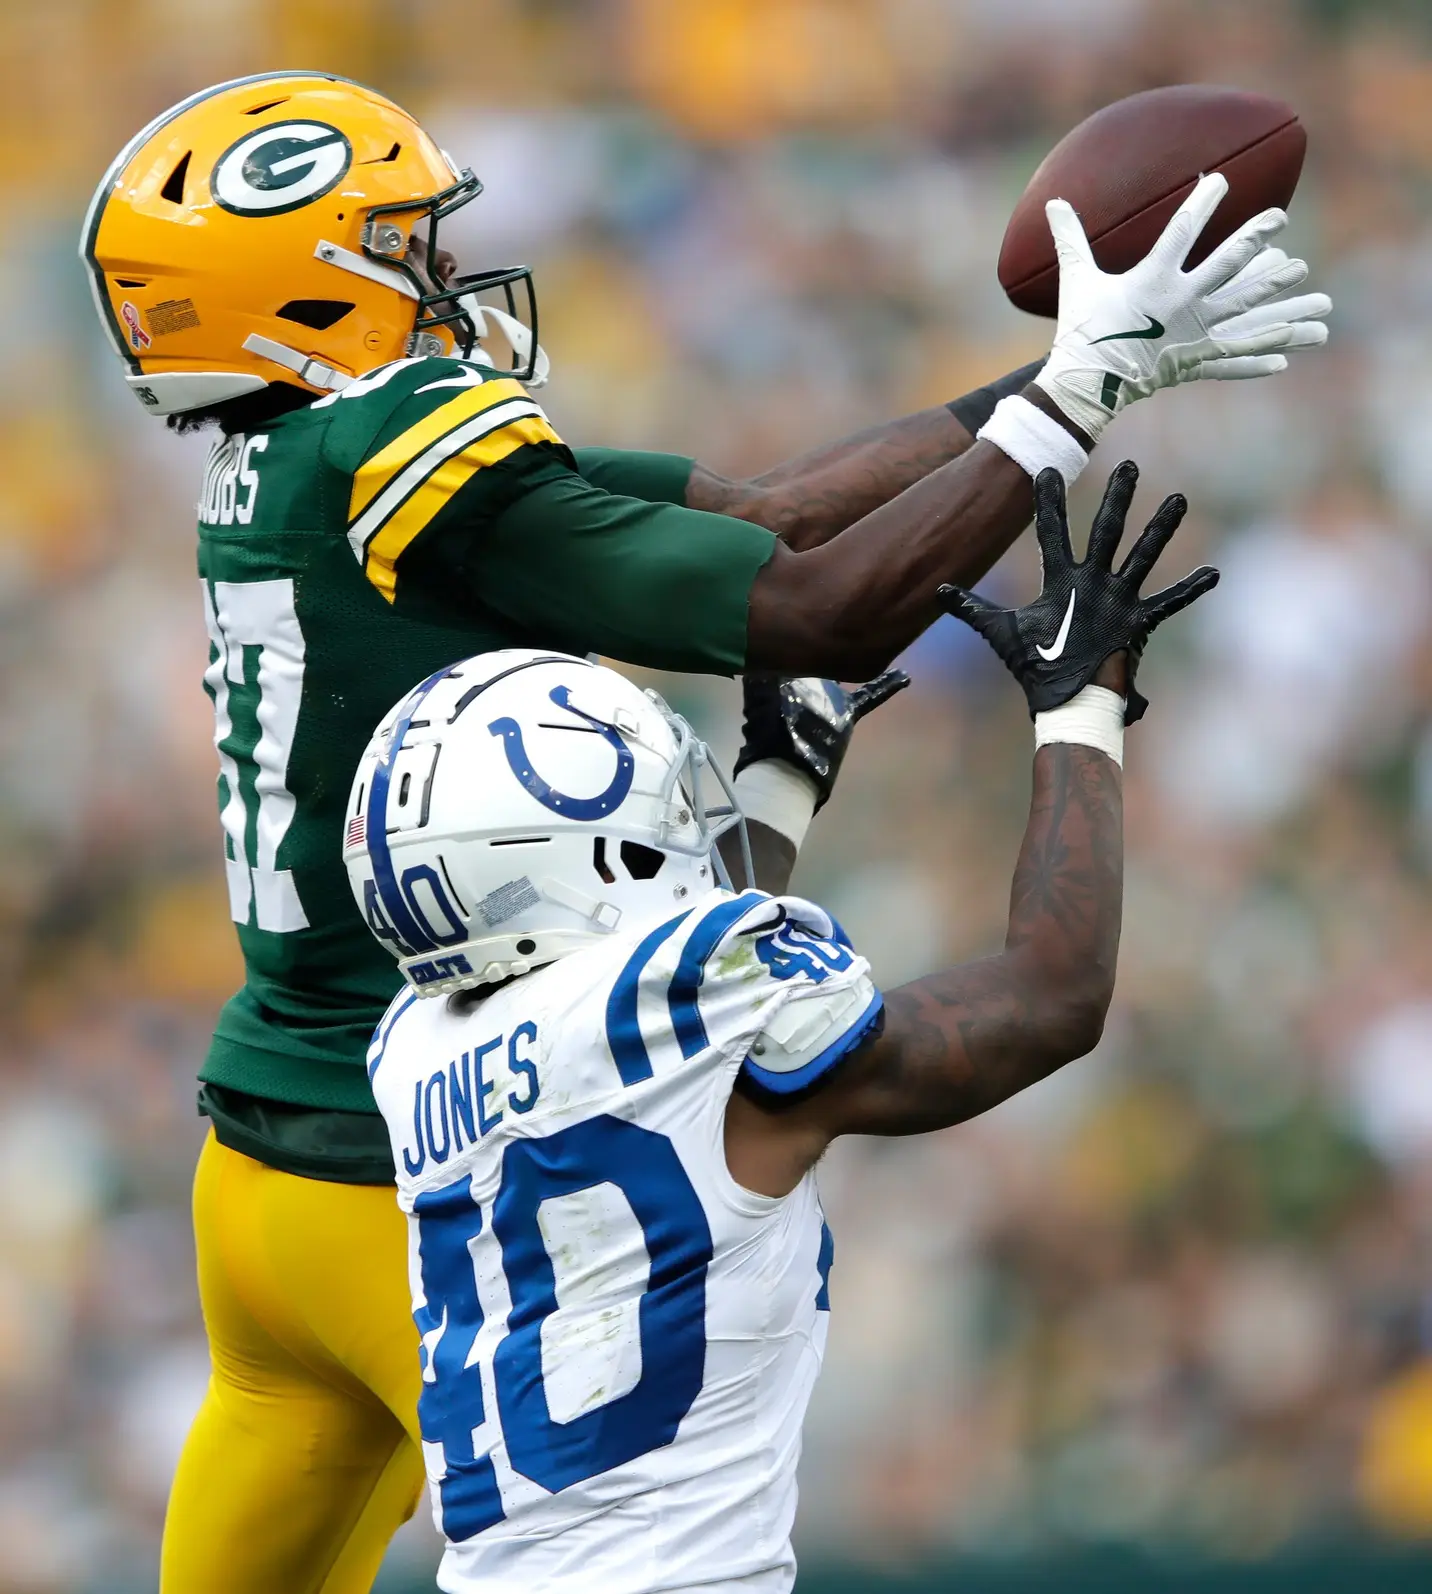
[{"left": 413, "top": 1114, "right": 713, "bottom": 1541}]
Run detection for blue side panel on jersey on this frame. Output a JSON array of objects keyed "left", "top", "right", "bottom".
[
  {"left": 741, "top": 990, "right": 885, "bottom": 1096},
  {"left": 367, "top": 989, "right": 419, "bottom": 1081},
  {"left": 815, "top": 1219, "right": 835, "bottom": 1311},
  {"left": 668, "top": 890, "right": 770, "bottom": 1059},
  {"left": 603, "top": 906, "right": 694, "bottom": 1086},
  {"left": 492, "top": 1114, "right": 713, "bottom": 1493},
  {"left": 412, "top": 1177, "right": 506, "bottom": 1541}
]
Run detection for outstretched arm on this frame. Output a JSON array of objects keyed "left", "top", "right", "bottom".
[
  {"left": 726, "top": 464, "right": 1220, "bottom": 1197},
  {"left": 472, "top": 177, "right": 1321, "bottom": 686},
  {"left": 745, "top": 387, "right": 1080, "bottom": 677},
  {"left": 744, "top": 175, "right": 1326, "bottom": 679},
  {"left": 811, "top": 692, "right": 1125, "bottom": 1135},
  {"left": 725, "top": 659, "right": 1125, "bottom": 1194},
  {"left": 688, "top": 361, "right": 1043, "bottom": 561}
]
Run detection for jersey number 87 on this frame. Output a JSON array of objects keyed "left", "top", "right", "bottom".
[{"left": 201, "top": 576, "right": 308, "bottom": 933}]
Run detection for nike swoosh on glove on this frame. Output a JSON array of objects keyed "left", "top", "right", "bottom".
[
  {"left": 733, "top": 671, "right": 910, "bottom": 810},
  {"left": 936, "top": 462, "right": 1218, "bottom": 724},
  {"left": 1034, "top": 172, "right": 1331, "bottom": 441}
]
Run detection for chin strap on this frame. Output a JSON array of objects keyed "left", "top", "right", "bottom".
[
  {"left": 314, "top": 239, "right": 420, "bottom": 300},
  {"left": 400, "top": 925, "right": 604, "bottom": 998},
  {"left": 244, "top": 312, "right": 547, "bottom": 396},
  {"left": 307, "top": 238, "right": 548, "bottom": 387},
  {"left": 540, "top": 876, "right": 623, "bottom": 931},
  {"left": 464, "top": 301, "right": 552, "bottom": 389},
  {"left": 242, "top": 333, "right": 352, "bottom": 392}
]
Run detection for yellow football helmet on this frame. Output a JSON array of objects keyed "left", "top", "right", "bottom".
[{"left": 81, "top": 71, "right": 540, "bottom": 417}]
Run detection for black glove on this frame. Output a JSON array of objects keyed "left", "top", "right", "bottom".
[
  {"left": 733, "top": 671, "right": 910, "bottom": 810},
  {"left": 936, "top": 462, "right": 1218, "bottom": 724}
]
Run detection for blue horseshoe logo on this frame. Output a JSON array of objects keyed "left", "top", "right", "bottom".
[{"left": 489, "top": 686, "right": 635, "bottom": 820}]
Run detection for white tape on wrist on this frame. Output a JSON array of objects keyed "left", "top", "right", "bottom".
[
  {"left": 1034, "top": 685, "right": 1126, "bottom": 767},
  {"left": 733, "top": 759, "right": 820, "bottom": 849},
  {"left": 977, "top": 394, "right": 1090, "bottom": 487}
]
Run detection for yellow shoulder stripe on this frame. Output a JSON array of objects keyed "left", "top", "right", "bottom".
[
  {"left": 349, "top": 377, "right": 531, "bottom": 521},
  {"left": 364, "top": 413, "right": 561, "bottom": 603}
]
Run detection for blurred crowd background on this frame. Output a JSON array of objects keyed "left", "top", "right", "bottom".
[{"left": 4, "top": 0, "right": 1432, "bottom": 1588}]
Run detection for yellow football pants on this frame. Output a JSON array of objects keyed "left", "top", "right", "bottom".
[{"left": 160, "top": 1131, "right": 427, "bottom": 1594}]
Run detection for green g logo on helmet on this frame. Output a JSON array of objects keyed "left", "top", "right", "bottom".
[{"left": 211, "top": 121, "right": 353, "bottom": 216}]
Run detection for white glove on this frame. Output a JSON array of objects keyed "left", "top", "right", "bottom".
[{"left": 1034, "top": 172, "right": 1331, "bottom": 441}]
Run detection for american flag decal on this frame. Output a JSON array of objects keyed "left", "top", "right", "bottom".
[{"left": 346, "top": 815, "right": 367, "bottom": 849}]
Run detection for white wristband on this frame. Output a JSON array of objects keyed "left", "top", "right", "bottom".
[
  {"left": 978, "top": 394, "right": 1090, "bottom": 488},
  {"left": 733, "top": 759, "right": 820, "bottom": 849},
  {"left": 1034, "top": 685, "right": 1126, "bottom": 767}
]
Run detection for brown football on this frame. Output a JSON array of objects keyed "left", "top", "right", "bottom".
[{"left": 998, "top": 85, "right": 1307, "bottom": 319}]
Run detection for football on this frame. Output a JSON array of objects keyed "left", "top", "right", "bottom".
[{"left": 998, "top": 84, "right": 1307, "bottom": 319}]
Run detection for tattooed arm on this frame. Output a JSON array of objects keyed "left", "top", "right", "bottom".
[
  {"left": 726, "top": 463, "right": 1220, "bottom": 1197},
  {"left": 689, "top": 361, "right": 1044, "bottom": 571},
  {"left": 724, "top": 654, "right": 1125, "bottom": 1196}
]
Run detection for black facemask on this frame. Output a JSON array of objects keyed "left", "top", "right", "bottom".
[{"left": 361, "top": 170, "right": 540, "bottom": 382}]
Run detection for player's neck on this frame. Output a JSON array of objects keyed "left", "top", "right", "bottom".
[{"left": 167, "top": 381, "right": 315, "bottom": 437}]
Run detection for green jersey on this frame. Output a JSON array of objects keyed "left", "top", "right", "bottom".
[{"left": 195, "top": 355, "right": 775, "bottom": 1179}]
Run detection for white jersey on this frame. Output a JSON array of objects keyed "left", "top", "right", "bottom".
[{"left": 369, "top": 887, "right": 882, "bottom": 1594}]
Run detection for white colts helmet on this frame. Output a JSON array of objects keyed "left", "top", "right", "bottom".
[{"left": 344, "top": 649, "right": 749, "bottom": 996}]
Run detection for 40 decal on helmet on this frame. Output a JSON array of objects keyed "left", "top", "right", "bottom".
[{"left": 80, "top": 72, "right": 542, "bottom": 417}]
